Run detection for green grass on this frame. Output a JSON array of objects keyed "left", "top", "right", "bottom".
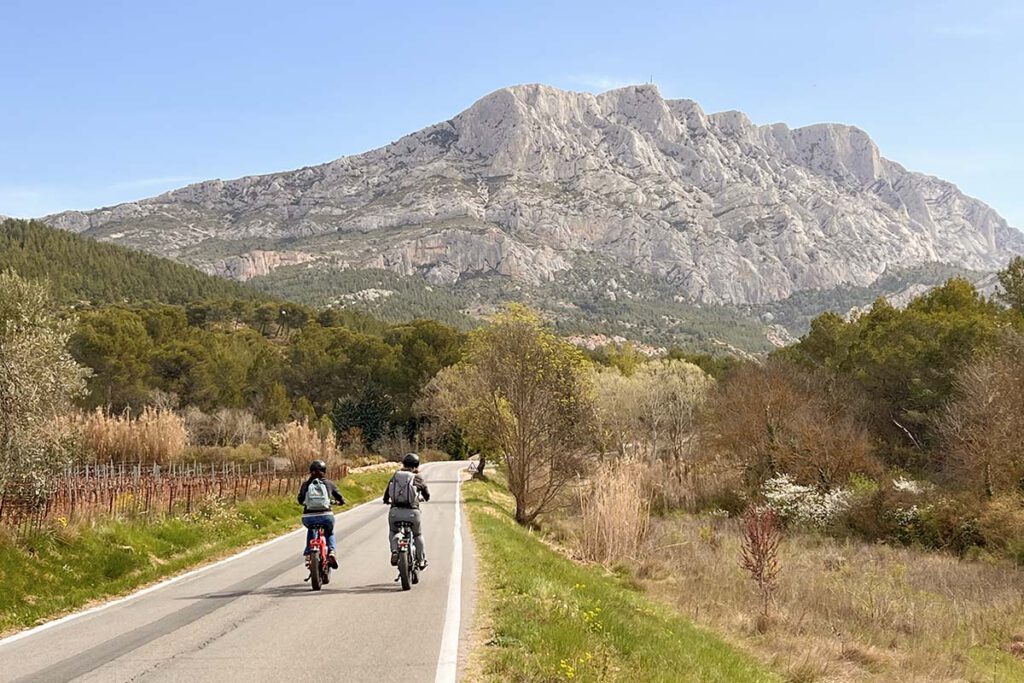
[
  {"left": 0, "top": 468, "right": 394, "bottom": 635},
  {"left": 464, "top": 477, "right": 781, "bottom": 682},
  {"left": 968, "top": 646, "right": 1024, "bottom": 682}
]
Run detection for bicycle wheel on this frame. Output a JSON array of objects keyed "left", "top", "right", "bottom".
[
  {"left": 310, "top": 549, "right": 323, "bottom": 591},
  {"left": 397, "top": 551, "right": 412, "bottom": 591}
]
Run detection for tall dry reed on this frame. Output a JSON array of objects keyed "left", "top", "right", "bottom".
[
  {"left": 270, "top": 420, "right": 339, "bottom": 474},
  {"left": 576, "top": 457, "right": 652, "bottom": 565},
  {"left": 76, "top": 407, "right": 188, "bottom": 464}
]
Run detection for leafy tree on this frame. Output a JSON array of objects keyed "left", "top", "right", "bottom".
[
  {"left": 997, "top": 256, "right": 1024, "bottom": 313},
  {"left": 257, "top": 381, "right": 292, "bottom": 427},
  {"left": 331, "top": 384, "right": 395, "bottom": 448},
  {"left": 70, "top": 308, "right": 154, "bottom": 410},
  {"left": 0, "top": 273, "right": 88, "bottom": 500},
  {"left": 785, "top": 278, "right": 1012, "bottom": 465},
  {"left": 427, "top": 305, "right": 594, "bottom": 525}
]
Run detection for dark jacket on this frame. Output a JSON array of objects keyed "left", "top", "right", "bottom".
[
  {"left": 297, "top": 477, "right": 346, "bottom": 515},
  {"left": 383, "top": 468, "right": 430, "bottom": 509}
]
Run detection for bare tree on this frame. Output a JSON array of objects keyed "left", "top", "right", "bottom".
[
  {"left": 426, "top": 305, "right": 594, "bottom": 525},
  {"left": 701, "top": 360, "right": 877, "bottom": 490},
  {"left": 936, "top": 334, "right": 1024, "bottom": 497}
]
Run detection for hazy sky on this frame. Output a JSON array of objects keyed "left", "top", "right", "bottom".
[{"left": 2, "top": 0, "right": 1022, "bottom": 226}]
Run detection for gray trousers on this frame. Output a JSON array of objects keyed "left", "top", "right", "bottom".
[{"left": 388, "top": 507, "right": 425, "bottom": 563}]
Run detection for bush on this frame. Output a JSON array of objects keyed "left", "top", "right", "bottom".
[
  {"left": 182, "top": 407, "right": 265, "bottom": 447},
  {"left": 186, "top": 443, "right": 269, "bottom": 465},
  {"left": 976, "top": 497, "right": 1024, "bottom": 562}
]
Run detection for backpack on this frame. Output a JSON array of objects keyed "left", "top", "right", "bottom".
[
  {"left": 305, "top": 478, "right": 331, "bottom": 512},
  {"left": 387, "top": 470, "right": 418, "bottom": 507}
]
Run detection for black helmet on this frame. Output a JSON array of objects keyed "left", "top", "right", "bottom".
[
  {"left": 402, "top": 453, "right": 420, "bottom": 469},
  {"left": 309, "top": 460, "right": 327, "bottom": 474}
]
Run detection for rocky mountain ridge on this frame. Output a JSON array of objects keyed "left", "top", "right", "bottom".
[{"left": 43, "top": 83, "right": 1022, "bottom": 313}]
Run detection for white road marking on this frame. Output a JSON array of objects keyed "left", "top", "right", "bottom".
[
  {"left": 0, "top": 497, "right": 379, "bottom": 648},
  {"left": 435, "top": 467, "right": 464, "bottom": 683}
]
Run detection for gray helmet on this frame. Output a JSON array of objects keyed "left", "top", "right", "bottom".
[
  {"left": 309, "top": 459, "right": 327, "bottom": 474},
  {"left": 402, "top": 453, "right": 420, "bottom": 469}
]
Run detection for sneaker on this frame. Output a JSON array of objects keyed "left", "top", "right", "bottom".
[
  {"left": 417, "top": 559, "right": 428, "bottom": 570},
  {"left": 328, "top": 552, "right": 339, "bottom": 569},
  {"left": 390, "top": 552, "right": 399, "bottom": 567}
]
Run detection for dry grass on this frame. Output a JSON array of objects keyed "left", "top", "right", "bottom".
[
  {"left": 269, "top": 420, "right": 339, "bottom": 473},
  {"left": 75, "top": 407, "right": 188, "bottom": 464},
  {"left": 633, "top": 514, "right": 1024, "bottom": 681},
  {"left": 576, "top": 457, "right": 652, "bottom": 565}
]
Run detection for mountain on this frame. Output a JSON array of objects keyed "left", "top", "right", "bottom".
[
  {"left": 40, "top": 84, "right": 1022, "bottom": 348},
  {"left": 0, "top": 219, "right": 269, "bottom": 305}
]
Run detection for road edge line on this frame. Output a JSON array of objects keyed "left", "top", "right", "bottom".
[
  {"left": 434, "top": 466, "right": 464, "bottom": 682},
  {"left": 0, "top": 496, "right": 383, "bottom": 649}
]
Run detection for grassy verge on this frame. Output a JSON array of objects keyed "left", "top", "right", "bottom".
[
  {"left": 631, "top": 512, "right": 1024, "bottom": 682},
  {"left": 0, "top": 468, "right": 394, "bottom": 635},
  {"left": 463, "top": 476, "right": 780, "bottom": 682}
]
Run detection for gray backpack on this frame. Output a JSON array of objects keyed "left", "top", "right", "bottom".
[
  {"left": 388, "top": 470, "right": 417, "bottom": 507},
  {"left": 305, "top": 478, "right": 331, "bottom": 512}
]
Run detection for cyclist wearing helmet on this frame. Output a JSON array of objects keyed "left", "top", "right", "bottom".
[
  {"left": 297, "top": 460, "right": 346, "bottom": 568},
  {"left": 383, "top": 452, "right": 430, "bottom": 569}
]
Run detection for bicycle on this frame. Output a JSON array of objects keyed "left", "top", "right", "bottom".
[
  {"left": 305, "top": 524, "right": 332, "bottom": 591},
  {"left": 393, "top": 521, "right": 420, "bottom": 591}
]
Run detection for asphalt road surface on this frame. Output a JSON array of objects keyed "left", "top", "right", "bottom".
[{"left": 0, "top": 460, "right": 475, "bottom": 683}]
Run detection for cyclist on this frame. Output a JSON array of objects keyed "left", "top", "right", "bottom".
[
  {"left": 383, "top": 452, "right": 430, "bottom": 569},
  {"left": 297, "top": 459, "right": 346, "bottom": 568}
]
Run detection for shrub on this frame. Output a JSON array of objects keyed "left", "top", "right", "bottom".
[
  {"left": 186, "top": 443, "right": 269, "bottom": 465},
  {"left": 761, "top": 475, "right": 852, "bottom": 529},
  {"left": 739, "top": 505, "right": 782, "bottom": 624},
  {"left": 182, "top": 407, "right": 265, "bottom": 447},
  {"left": 976, "top": 496, "right": 1024, "bottom": 557}
]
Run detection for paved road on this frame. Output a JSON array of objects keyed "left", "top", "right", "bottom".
[{"left": 0, "top": 461, "right": 475, "bottom": 683}]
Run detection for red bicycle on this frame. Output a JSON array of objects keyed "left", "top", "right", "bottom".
[{"left": 305, "top": 525, "right": 332, "bottom": 591}]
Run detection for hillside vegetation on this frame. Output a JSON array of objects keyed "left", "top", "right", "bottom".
[{"left": 0, "top": 219, "right": 267, "bottom": 304}]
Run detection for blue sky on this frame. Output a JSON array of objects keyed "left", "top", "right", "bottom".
[{"left": 2, "top": 0, "right": 1022, "bottom": 226}]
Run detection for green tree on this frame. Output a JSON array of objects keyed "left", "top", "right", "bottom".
[
  {"left": 70, "top": 308, "right": 154, "bottom": 410},
  {"left": 428, "top": 305, "right": 594, "bottom": 525},
  {"left": 257, "top": 381, "right": 292, "bottom": 427},
  {"left": 997, "top": 256, "right": 1024, "bottom": 313},
  {"left": 331, "top": 384, "right": 395, "bottom": 449},
  {"left": 0, "top": 273, "right": 88, "bottom": 499}
]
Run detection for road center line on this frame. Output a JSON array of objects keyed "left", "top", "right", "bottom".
[
  {"left": 0, "top": 495, "right": 382, "bottom": 649},
  {"left": 435, "top": 466, "right": 464, "bottom": 683}
]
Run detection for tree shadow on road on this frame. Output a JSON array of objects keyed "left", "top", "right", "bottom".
[
  {"left": 183, "top": 585, "right": 323, "bottom": 600},
  {"left": 330, "top": 582, "right": 400, "bottom": 595}
]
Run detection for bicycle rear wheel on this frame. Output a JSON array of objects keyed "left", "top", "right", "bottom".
[
  {"left": 310, "top": 549, "right": 323, "bottom": 591},
  {"left": 397, "top": 551, "right": 412, "bottom": 591}
]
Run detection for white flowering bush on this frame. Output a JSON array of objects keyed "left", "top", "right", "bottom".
[
  {"left": 892, "top": 476, "right": 927, "bottom": 494},
  {"left": 761, "top": 474, "right": 852, "bottom": 529}
]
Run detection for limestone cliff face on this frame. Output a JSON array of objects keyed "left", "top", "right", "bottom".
[{"left": 45, "top": 84, "right": 1022, "bottom": 305}]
